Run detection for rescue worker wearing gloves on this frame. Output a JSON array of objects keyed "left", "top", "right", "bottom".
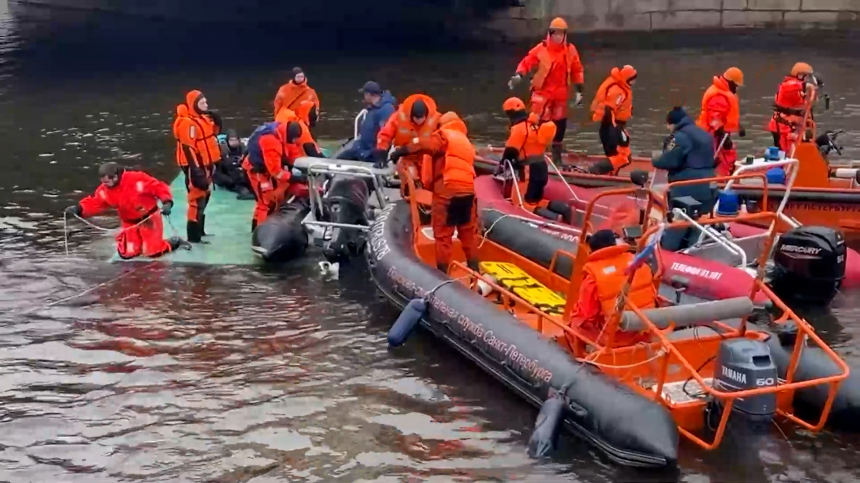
[
  {"left": 338, "top": 81, "right": 397, "bottom": 162},
  {"left": 588, "top": 65, "right": 637, "bottom": 175},
  {"left": 509, "top": 17, "right": 584, "bottom": 164},
  {"left": 65, "top": 162, "right": 189, "bottom": 259},
  {"left": 214, "top": 129, "right": 255, "bottom": 200},
  {"left": 242, "top": 121, "right": 321, "bottom": 233},
  {"left": 274, "top": 67, "right": 320, "bottom": 130},
  {"left": 768, "top": 62, "right": 819, "bottom": 153},
  {"left": 374, "top": 94, "right": 440, "bottom": 197},
  {"left": 569, "top": 229, "right": 657, "bottom": 347},
  {"left": 653, "top": 107, "right": 716, "bottom": 252},
  {"left": 173, "top": 90, "right": 222, "bottom": 243},
  {"left": 697, "top": 67, "right": 746, "bottom": 176},
  {"left": 499, "top": 97, "right": 557, "bottom": 204},
  {"left": 389, "top": 112, "right": 479, "bottom": 273}
]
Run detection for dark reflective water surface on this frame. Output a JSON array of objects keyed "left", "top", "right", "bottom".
[{"left": 2, "top": 2, "right": 860, "bottom": 481}]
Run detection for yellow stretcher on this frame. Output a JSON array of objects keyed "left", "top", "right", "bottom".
[{"left": 479, "top": 262, "right": 566, "bottom": 315}]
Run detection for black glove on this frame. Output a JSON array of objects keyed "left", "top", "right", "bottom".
[
  {"left": 389, "top": 147, "right": 409, "bottom": 163},
  {"left": 161, "top": 200, "right": 173, "bottom": 216},
  {"left": 65, "top": 204, "right": 82, "bottom": 217},
  {"left": 738, "top": 126, "right": 746, "bottom": 138}
]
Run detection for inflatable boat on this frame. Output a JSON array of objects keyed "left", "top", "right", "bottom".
[
  {"left": 477, "top": 158, "right": 859, "bottom": 306},
  {"left": 367, "top": 173, "right": 857, "bottom": 468}
]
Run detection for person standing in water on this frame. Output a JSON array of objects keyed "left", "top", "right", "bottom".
[
  {"left": 508, "top": 17, "right": 584, "bottom": 165},
  {"left": 65, "top": 162, "right": 189, "bottom": 259},
  {"left": 173, "top": 90, "right": 222, "bottom": 243},
  {"left": 274, "top": 67, "right": 320, "bottom": 130}
]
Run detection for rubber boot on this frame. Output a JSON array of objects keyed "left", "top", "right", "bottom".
[
  {"left": 251, "top": 219, "right": 258, "bottom": 233},
  {"left": 467, "top": 259, "right": 480, "bottom": 272},
  {"left": 187, "top": 221, "right": 207, "bottom": 244},
  {"left": 551, "top": 143, "right": 563, "bottom": 165},
  {"left": 169, "top": 236, "right": 192, "bottom": 251},
  {"left": 436, "top": 262, "right": 450, "bottom": 274},
  {"left": 201, "top": 215, "right": 211, "bottom": 237}
]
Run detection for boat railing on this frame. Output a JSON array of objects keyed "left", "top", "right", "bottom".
[
  {"left": 300, "top": 158, "right": 391, "bottom": 233},
  {"left": 615, "top": 221, "right": 849, "bottom": 450},
  {"left": 673, "top": 208, "right": 748, "bottom": 268},
  {"left": 354, "top": 109, "right": 367, "bottom": 140}
]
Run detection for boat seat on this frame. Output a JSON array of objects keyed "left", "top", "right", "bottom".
[
  {"left": 619, "top": 296, "right": 754, "bottom": 332},
  {"left": 479, "top": 261, "right": 566, "bottom": 316}
]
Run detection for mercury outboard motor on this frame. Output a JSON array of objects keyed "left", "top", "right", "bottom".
[
  {"left": 322, "top": 175, "right": 371, "bottom": 263},
  {"left": 707, "top": 339, "right": 778, "bottom": 430},
  {"left": 770, "top": 226, "right": 846, "bottom": 305}
]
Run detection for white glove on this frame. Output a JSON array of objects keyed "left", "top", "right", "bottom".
[{"left": 508, "top": 74, "right": 522, "bottom": 90}]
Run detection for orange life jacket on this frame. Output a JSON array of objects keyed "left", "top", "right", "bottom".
[
  {"left": 697, "top": 76, "right": 740, "bottom": 133},
  {"left": 582, "top": 245, "right": 657, "bottom": 316},
  {"left": 531, "top": 41, "right": 579, "bottom": 91},
  {"left": 273, "top": 81, "right": 319, "bottom": 116},
  {"left": 393, "top": 94, "right": 440, "bottom": 147},
  {"left": 431, "top": 119, "right": 475, "bottom": 196},
  {"left": 590, "top": 68, "right": 634, "bottom": 123},
  {"left": 507, "top": 114, "right": 557, "bottom": 162},
  {"left": 173, "top": 91, "right": 220, "bottom": 167}
]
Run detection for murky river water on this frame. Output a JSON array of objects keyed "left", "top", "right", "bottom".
[{"left": 2, "top": 1, "right": 860, "bottom": 481}]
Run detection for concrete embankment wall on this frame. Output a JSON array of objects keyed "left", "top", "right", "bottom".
[{"left": 489, "top": 0, "right": 860, "bottom": 39}]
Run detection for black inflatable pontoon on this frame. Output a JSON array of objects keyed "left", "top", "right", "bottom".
[
  {"left": 252, "top": 200, "right": 311, "bottom": 263},
  {"left": 366, "top": 201, "right": 679, "bottom": 468}
]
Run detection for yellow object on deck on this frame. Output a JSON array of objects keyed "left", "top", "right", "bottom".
[{"left": 479, "top": 261, "right": 566, "bottom": 314}]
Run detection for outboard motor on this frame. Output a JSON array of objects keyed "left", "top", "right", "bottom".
[
  {"left": 770, "top": 226, "right": 846, "bottom": 305},
  {"left": 708, "top": 339, "right": 778, "bottom": 429},
  {"left": 322, "top": 175, "right": 371, "bottom": 263}
]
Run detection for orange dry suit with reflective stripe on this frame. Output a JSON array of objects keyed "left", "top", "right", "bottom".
[
  {"left": 377, "top": 94, "right": 440, "bottom": 196},
  {"left": 571, "top": 244, "right": 657, "bottom": 347},
  {"left": 697, "top": 76, "right": 741, "bottom": 176},
  {"left": 173, "top": 89, "right": 222, "bottom": 241},
  {"left": 590, "top": 66, "right": 636, "bottom": 173},
  {"left": 768, "top": 76, "right": 814, "bottom": 152},
  {"left": 502, "top": 112, "right": 556, "bottom": 203},
  {"left": 404, "top": 116, "right": 478, "bottom": 272}
]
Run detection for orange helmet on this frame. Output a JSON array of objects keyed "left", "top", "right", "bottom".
[
  {"left": 549, "top": 17, "right": 568, "bottom": 31},
  {"left": 791, "top": 62, "right": 813, "bottom": 77},
  {"left": 438, "top": 111, "right": 460, "bottom": 126},
  {"left": 502, "top": 97, "right": 526, "bottom": 112},
  {"left": 723, "top": 67, "right": 744, "bottom": 86}
]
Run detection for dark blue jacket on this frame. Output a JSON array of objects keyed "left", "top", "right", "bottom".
[
  {"left": 354, "top": 91, "right": 397, "bottom": 157},
  {"left": 652, "top": 116, "right": 716, "bottom": 211}
]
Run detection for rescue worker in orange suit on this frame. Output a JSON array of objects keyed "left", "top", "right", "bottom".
[
  {"left": 173, "top": 90, "right": 222, "bottom": 243},
  {"left": 768, "top": 62, "right": 817, "bottom": 153},
  {"left": 275, "top": 100, "right": 316, "bottom": 130},
  {"left": 588, "top": 65, "right": 637, "bottom": 175},
  {"left": 389, "top": 112, "right": 479, "bottom": 273},
  {"left": 570, "top": 229, "right": 657, "bottom": 347},
  {"left": 373, "top": 94, "right": 440, "bottom": 198},
  {"left": 243, "top": 121, "right": 323, "bottom": 233},
  {"left": 65, "top": 162, "right": 190, "bottom": 259},
  {"left": 509, "top": 17, "right": 584, "bottom": 165},
  {"left": 697, "top": 67, "right": 746, "bottom": 176},
  {"left": 274, "top": 67, "right": 320, "bottom": 131},
  {"left": 499, "top": 97, "right": 557, "bottom": 204}
]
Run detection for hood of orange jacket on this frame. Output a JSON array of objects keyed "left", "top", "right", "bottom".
[{"left": 185, "top": 90, "right": 205, "bottom": 116}]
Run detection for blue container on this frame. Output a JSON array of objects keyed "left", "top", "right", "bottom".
[
  {"left": 764, "top": 147, "right": 781, "bottom": 161},
  {"left": 716, "top": 189, "right": 740, "bottom": 216},
  {"left": 766, "top": 167, "right": 786, "bottom": 185}
]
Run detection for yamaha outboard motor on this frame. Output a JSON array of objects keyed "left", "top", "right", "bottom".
[
  {"left": 252, "top": 200, "right": 311, "bottom": 263},
  {"left": 708, "top": 339, "right": 778, "bottom": 431},
  {"left": 322, "top": 175, "right": 370, "bottom": 263},
  {"left": 770, "top": 226, "right": 846, "bottom": 305}
]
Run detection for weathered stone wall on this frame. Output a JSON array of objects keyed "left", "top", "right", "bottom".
[{"left": 489, "top": 0, "right": 860, "bottom": 38}]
